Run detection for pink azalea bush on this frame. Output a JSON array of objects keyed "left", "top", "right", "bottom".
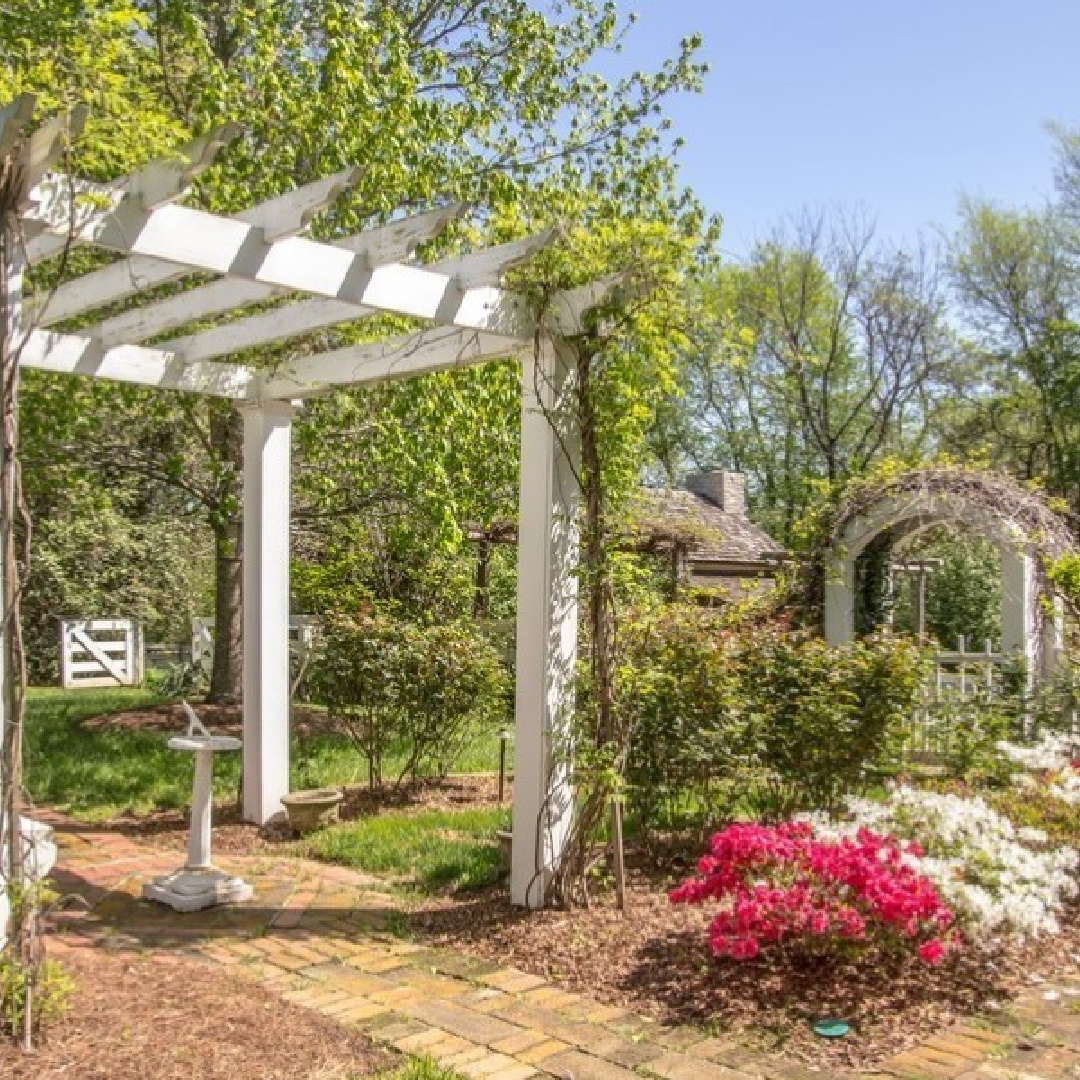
[{"left": 670, "top": 822, "right": 959, "bottom": 965}]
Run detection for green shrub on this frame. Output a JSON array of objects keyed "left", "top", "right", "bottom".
[
  {"left": 621, "top": 606, "right": 929, "bottom": 831},
  {"left": 306, "top": 613, "right": 510, "bottom": 788}
]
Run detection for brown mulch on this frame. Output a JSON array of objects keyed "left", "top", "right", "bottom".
[
  {"left": 104, "top": 773, "right": 511, "bottom": 858},
  {"left": 82, "top": 701, "right": 331, "bottom": 736},
  {"left": 0, "top": 939, "right": 393, "bottom": 1080},
  {"left": 410, "top": 871, "right": 1080, "bottom": 1071}
]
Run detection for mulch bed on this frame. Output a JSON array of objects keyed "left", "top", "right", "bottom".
[
  {"left": 101, "top": 773, "right": 510, "bottom": 858},
  {"left": 410, "top": 869, "right": 1080, "bottom": 1071},
  {"left": 0, "top": 938, "right": 392, "bottom": 1080},
  {"left": 82, "top": 700, "right": 330, "bottom": 737}
]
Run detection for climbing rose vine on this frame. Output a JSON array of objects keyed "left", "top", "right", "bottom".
[{"left": 670, "top": 822, "right": 958, "bottom": 964}]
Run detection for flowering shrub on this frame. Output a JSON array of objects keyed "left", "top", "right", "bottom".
[
  {"left": 670, "top": 822, "right": 957, "bottom": 964},
  {"left": 997, "top": 732, "right": 1080, "bottom": 774},
  {"left": 810, "top": 787, "right": 1079, "bottom": 940}
]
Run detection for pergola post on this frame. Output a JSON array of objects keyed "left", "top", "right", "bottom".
[
  {"left": 511, "top": 337, "right": 580, "bottom": 909},
  {"left": 240, "top": 400, "right": 294, "bottom": 824}
]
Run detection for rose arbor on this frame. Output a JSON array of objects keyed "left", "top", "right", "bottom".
[{"left": 2, "top": 96, "right": 612, "bottom": 909}]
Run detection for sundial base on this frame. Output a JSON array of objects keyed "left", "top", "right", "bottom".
[{"left": 143, "top": 867, "right": 253, "bottom": 913}]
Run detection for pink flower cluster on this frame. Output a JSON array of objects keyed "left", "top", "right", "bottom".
[{"left": 670, "top": 822, "right": 959, "bottom": 965}]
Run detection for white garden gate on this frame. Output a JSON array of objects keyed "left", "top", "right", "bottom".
[{"left": 60, "top": 618, "right": 144, "bottom": 688}]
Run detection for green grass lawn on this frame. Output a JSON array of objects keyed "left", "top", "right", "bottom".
[
  {"left": 302, "top": 806, "right": 509, "bottom": 894},
  {"left": 25, "top": 687, "right": 509, "bottom": 821}
]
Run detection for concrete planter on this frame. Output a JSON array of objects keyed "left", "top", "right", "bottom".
[
  {"left": 281, "top": 788, "right": 343, "bottom": 833},
  {"left": 495, "top": 828, "right": 513, "bottom": 875}
]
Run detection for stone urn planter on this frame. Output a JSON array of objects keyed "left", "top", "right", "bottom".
[{"left": 281, "top": 788, "right": 344, "bottom": 833}]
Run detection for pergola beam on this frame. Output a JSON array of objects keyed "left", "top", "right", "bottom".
[
  {"left": 33, "top": 167, "right": 361, "bottom": 326},
  {"left": 27, "top": 198, "right": 528, "bottom": 338},
  {"left": 262, "top": 326, "right": 523, "bottom": 398},
  {"left": 20, "top": 277, "right": 620, "bottom": 400},
  {"left": 92, "top": 203, "right": 466, "bottom": 350},
  {"left": 160, "top": 229, "right": 554, "bottom": 364},
  {"left": 22, "top": 124, "right": 241, "bottom": 265},
  {"left": 0, "top": 94, "right": 36, "bottom": 160},
  {"left": 16, "top": 105, "right": 88, "bottom": 207},
  {"left": 19, "top": 328, "right": 256, "bottom": 398}
]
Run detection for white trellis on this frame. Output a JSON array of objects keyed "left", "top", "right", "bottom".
[
  {"left": 60, "top": 618, "right": 143, "bottom": 688},
  {"left": 3, "top": 95, "right": 611, "bottom": 909},
  {"left": 823, "top": 489, "right": 1066, "bottom": 679}
]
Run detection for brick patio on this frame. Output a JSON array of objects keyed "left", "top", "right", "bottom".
[{"left": 37, "top": 810, "right": 1080, "bottom": 1080}]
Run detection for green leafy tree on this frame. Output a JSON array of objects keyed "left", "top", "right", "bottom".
[
  {"left": 667, "top": 212, "right": 950, "bottom": 543},
  {"left": 946, "top": 195, "right": 1080, "bottom": 511}
]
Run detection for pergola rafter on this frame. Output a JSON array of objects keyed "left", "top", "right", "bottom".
[{"left": 4, "top": 97, "right": 607, "bottom": 908}]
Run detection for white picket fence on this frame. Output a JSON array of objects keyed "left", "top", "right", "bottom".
[
  {"left": 60, "top": 618, "right": 144, "bottom": 689},
  {"left": 191, "top": 615, "right": 319, "bottom": 676},
  {"left": 903, "top": 636, "right": 1014, "bottom": 765}
]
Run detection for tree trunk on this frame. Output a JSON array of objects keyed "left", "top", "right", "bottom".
[
  {"left": 207, "top": 406, "right": 244, "bottom": 704},
  {"left": 473, "top": 536, "right": 492, "bottom": 618}
]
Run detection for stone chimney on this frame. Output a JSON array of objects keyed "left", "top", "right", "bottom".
[{"left": 687, "top": 470, "right": 746, "bottom": 515}]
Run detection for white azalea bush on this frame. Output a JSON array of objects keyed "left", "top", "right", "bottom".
[
  {"left": 997, "top": 731, "right": 1080, "bottom": 774},
  {"left": 805, "top": 786, "right": 1079, "bottom": 942}
]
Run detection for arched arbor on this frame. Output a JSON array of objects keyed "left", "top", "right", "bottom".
[
  {"left": 1, "top": 97, "right": 615, "bottom": 909},
  {"left": 822, "top": 468, "right": 1075, "bottom": 677}
]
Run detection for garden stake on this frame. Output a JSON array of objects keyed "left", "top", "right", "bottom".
[{"left": 497, "top": 730, "right": 511, "bottom": 805}]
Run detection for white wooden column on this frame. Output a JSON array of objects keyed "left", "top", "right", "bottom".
[
  {"left": 241, "top": 400, "right": 294, "bottom": 824},
  {"left": 823, "top": 557, "right": 857, "bottom": 644},
  {"left": 512, "top": 337, "right": 580, "bottom": 909}
]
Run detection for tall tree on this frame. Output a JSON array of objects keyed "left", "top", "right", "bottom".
[
  {"left": 669, "top": 212, "right": 948, "bottom": 541},
  {"left": 946, "top": 196, "right": 1080, "bottom": 510}
]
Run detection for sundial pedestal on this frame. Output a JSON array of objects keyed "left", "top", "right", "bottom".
[{"left": 143, "top": 731, "right": 253, "bottom": 913}]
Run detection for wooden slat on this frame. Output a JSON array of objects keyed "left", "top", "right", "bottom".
[
  {"left": 68, "top": 618, "right": 133, "bottom": 631},
  {"left": 40, "top": 199, "right": 530, "bottom": 339},
  {"left": 35, "top": 168, "right": 361, "bottom": 325},
  {"left": 262, "top": 326, "right": 523, "bottom": 398},
  {"left": 162, "top": 229, "right": 555, "bottom": 363},
  {"left": 68, "top": 660, "right": 129, "bottom": 674},
  {"left": 20, "top": 329, "right": 257, "bottom": 398},
  {"left": 92, "top": 204, "right": 462, "bottom": 349},
  {"left": 69, "top": 626, "right": 125, "bottom": 682}
]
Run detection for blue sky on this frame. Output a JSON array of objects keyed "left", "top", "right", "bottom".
[{"left": 610, "top": 1, "right": 1080, "bottom": 257}]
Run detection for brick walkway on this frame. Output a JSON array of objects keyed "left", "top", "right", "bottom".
[{"left": 37, "top": 812, "right": 1080, "bottom": 1080}]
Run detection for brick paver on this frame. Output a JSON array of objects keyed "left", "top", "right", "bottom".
[{"left": 37, "top": 814, "right": 1080, "bottom": 1080}]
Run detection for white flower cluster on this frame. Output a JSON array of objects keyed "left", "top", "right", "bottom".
[
  {"left": 998, "top": 731, "right": 1080, "bottom": 806},
  {"left": 997, "top": 732, "right": 1080, "bottom": 773},
  {"left": 804, "top": 786, "right": 1079, "bottom": 941},
  {"left": 1049, "top": 774, "right": 1080, "bottom": 806}
]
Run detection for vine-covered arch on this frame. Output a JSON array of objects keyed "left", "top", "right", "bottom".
[{"left": 821, "top": 467, "right": 1076, "bottom": 676}]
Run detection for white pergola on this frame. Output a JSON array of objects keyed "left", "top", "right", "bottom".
[{"left": 3, "top": 98, "right": 601, "bottom": 908}]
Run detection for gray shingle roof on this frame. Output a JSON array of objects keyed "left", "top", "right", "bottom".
[{"left": 633, "top": 487, "right": 786, "bottom": 565}]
